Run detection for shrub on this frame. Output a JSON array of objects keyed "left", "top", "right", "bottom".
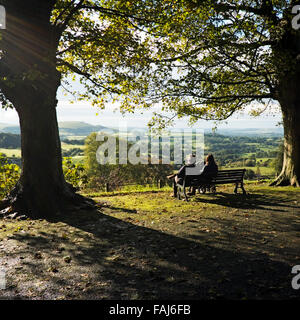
[
  {"left": 62, "top": 157, "right": 87, "bottom": 188},
  {"left": 245, "top": 159, "right": 256, "bottom": 167},
  {"left": 0, "top": 153, "right": 21, "bottom": 199},
  {"left": 244, "top": 169, "right": 255, "bottom": 180},
  {"left": 84, "top": 132, "right": 173, "bottom": 191}
]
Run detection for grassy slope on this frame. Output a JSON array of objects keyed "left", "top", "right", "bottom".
[
  {"left": 0, "top": 148, "right": 22, "bottom": 157},
  {"left": 227, "top": 166, "right": 275, "bottom": 176},
  {"left": 0, "top": 183, "right": 299, "bottom": 300}
]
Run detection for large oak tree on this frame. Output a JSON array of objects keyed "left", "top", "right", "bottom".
[
  {"left": 0, "top": 0, "right": 151, "bottom": 218},
  {"left": 129, "top": 0, "right": 300, "bottom": 187}
]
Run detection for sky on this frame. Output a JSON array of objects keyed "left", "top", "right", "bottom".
[
  {"left": 0, "top": 99, "right": 282, "bottom": 130},
  {"left": 0, "top": 83, "right": 283, "bottom": 130}
]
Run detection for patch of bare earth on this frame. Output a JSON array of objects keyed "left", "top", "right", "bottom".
[{"left": 0, "top": 184, "right": 299, "bottom": 300}]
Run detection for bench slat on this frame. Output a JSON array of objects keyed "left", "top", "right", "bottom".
[
  {"left": 182, "top": 169, "right": 245, "bottom": 186},
  {"left": 218, "top": 170, "right": 245, "bottom": 172},
  {"left": 176, "top": 169, "right": 246, "bottom": 200},
  {"left": 214, "top": 175, "right": 244, "bottom": 178},
  {"left": 213, "top": 180, "right": 242, "bottom": 184}
]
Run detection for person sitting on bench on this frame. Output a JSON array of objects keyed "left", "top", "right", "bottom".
[
  {"left": 188, "top": 153, "right": 218, "bottom": 195},
  {"left": 167, "top": 154, "right": 198, "bottom": 197}
]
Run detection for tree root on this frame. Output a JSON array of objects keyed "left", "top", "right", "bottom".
[
  {"left": 269, "top": 173, "right": 300, "bottom": 187},
  {"left": 0, "top": 182, "right": 96, "bottom": 220}
]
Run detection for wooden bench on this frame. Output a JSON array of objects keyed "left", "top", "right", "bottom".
[{"left": 176, "top": 169, "right": 246, "bottom": 201}]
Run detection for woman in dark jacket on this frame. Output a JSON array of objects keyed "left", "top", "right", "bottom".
[{"left": 188, "top": 153, "right": 218, "bottom": 195}]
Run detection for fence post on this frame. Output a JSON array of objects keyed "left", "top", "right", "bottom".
[
  {"left": 158, "top": 179, "right": 163, "bottom": 189},
  {"left": 105, "top": 182, "right": 110, "bottom": 192}
]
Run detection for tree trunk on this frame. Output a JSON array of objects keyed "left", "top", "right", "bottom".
[
  {"left": 0, "top": 1, "right": 94, "bottom": 218},
  {"left": 271, "top": 82, "right": 300, "bottom": 187},
  {"left": 0, "top": 79, "right": 93, "bottom": 218}
]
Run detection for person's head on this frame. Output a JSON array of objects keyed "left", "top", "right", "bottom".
[
  {"left": 186, "top": 154, "right": 196, "bottom": 165},
  {"left": 206, "top": 153, "right": 216, "bottom": 165}
]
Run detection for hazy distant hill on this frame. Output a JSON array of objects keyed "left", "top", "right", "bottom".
[
  {"left": 0, "top": 121, "right": 283, "bottom": 138},
  {"left": 0, "top": 132, "right": 21, "bottom": 148},
  {"left": 0, "top": 123, "right": 20, "bottom": 134},
  {"left": 0, "top": 121, "right": 112, "bottom": 137},
  {"left": 205, "top": 127, "right": 283, "bottom": 137},
  {"left": 58, "top": 121, "right": 111, "bottom": 136}
]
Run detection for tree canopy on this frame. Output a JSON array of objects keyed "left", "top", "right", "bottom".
[
  {"left": 104, "top": 0, "right": 299, "bottom": 127},
  {"left": 2, "top": 1, "right": 298, "bottom": 123},
  {"left": 0, "top": 0, "right": 299, "bottom": 218},
  {"left": 54, "top": 1, "right": 300, "bottom": 132}
]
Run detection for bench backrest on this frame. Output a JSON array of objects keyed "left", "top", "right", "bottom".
[
  {"left": 184, "top": 169, "right": 245, "bottom": 186},
  {"left": 212, "top": 169, "right": 245, "bottom": 183}
]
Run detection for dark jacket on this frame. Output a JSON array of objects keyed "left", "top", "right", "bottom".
[{"left": 200, "top": 162, "right": 218, "bottom": 178}]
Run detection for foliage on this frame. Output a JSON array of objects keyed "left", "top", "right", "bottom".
[
  {"left": 61, "top": 138, "right": 85, "bottom": 146},
  {"left": 84, "top": 132, "right": 173, "bottom": 190},
  {"left": 0, "top": 153, "right": 20, "bottom": 199},
  {"left": 244, "top": 169, "right": 255, "bottom": 180},
  {"left": 204, "top": 133, "right": 281, "bottom": 169},
  {"left": 62, "top": 147, "right": 83, "bottom": 157},
  {"left": 104, "top": 0, "right": 295, "bottom": 127},
  {"left": 245, "top": 159, "right": 256, "bottom": 167},
  {"left": 62, "top": 157, "right": 88, "bottom": 188},
  {"left": 7, "top": 0, "right": 287, "bottom": 124}
]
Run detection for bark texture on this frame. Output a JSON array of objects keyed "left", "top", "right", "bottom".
[
  {"left": 270, "top": 27, "right": 300, "bottom": 187},
  {"left": 0, "top": 1, "right": 94, "bottom": 218},
  {"left": 271, "top": 85, "right": 300, "bottom": 187}
]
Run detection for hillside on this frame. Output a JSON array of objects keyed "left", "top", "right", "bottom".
[
  {"left": 214, "top": 127, "right": 284, "bottom": 137},
  {"left": 0, "top": 121, "right": 284, "bottom": 138},
  {"left": 0, "top": 123, "right": 20, "bottom": 134},
  {"left": 58, "top": 121, "right": 110, "bottom": 137},
  {"left": 0, "top": 127, "right": 282, "bottom": 177},
  {"left": 0, "top": 133, "right": 21, "bottom": 149},
  {"left": 0, "top": 121, "right": 110, "bottom": 137}
]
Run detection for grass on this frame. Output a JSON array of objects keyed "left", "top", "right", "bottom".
[
  {"left": 60, "top": 142, "right": 85, "bottom": 151},
  {"left": 71, "top": 156, "right": 85, "bottom": 164},
  {"left": 0, "top": 182, "right": 299, "bottom": 300},
  {"left": 0, "top": 142, "right": 84, "bottom": 160},
  {"left": 228, "top": 165, "right": 276, "bottom": 176},
  {"left": 0, "top": 148, "right": 21, "bottom": 158}
]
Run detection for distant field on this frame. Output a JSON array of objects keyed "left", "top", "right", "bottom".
[
  {"left": 71, "top": 156, "right": 85, "bottom": 164},
  {"left": 0, "top": 142, "right": 85, "bottom": 158},
  {"left": 61, "top": 142, "right": 85, "bottom": 151},
  {"left": 256, "top": 157, "right": 272, "bottom": 162},
  {"left": 63, "top": 136, "right": 87, "bottom": 140},
  {"left": 0, "top": 148, "right": 21, "bottom": 157},
  {"left": 226, "top": 165, "right": 276, "bottom": 176}
]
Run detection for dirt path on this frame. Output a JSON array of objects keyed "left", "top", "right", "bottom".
[{"left": 0, "top": 184, "right": 299, "bottom": 299}]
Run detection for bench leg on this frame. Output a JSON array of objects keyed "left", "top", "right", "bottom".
[
  {"left": 183, "top": 186, "right": 189, "bottom": 201},
  {"left": 241, "top": 182, "right": 247, "bottom": 195},
  {"left": 234, "top": 183, "right": 238, "bottom": 194},
  {"left": 176, "top": 184, "right": 182, "bottom": 200},
  {"left": 177, "top": 190, "right": 181, "bottom": 200},
  {"left": 234, "top": 182, "right": 246, "bottom": 195}
]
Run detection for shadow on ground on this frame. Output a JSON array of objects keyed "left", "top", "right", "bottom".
[
  {"left": 0, "top": 190, "right": 299, "bottom": 300},
  {"left": 0, "top": 211, "right": 299, "bottom": 299},
  {"left": 192, "top": 191, "right": 299, "bottom": 212}
]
